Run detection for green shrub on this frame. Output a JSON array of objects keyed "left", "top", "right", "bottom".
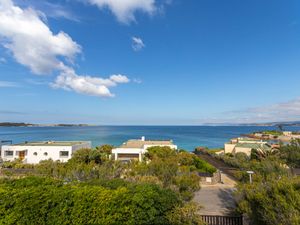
[
  {"left": 237, "top": 176, "right": 300, "bottom": 225},
  {"left": 0, "top": 177, "right": 181, "bottom": 225}
]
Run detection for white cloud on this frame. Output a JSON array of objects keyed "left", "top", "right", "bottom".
[
  {"left": 14, "top": 0, "right": 80, "bottom": 22},
  {"left": 132, "top": 36, "right": 145, "bottom": 51},
  {"left": 110, "top": 74, "right": 130, "bottom": 83},
  {"left": 51, "top": 67, "right": 130, "bottom": 97},
  {"left": 200, "top": 98, "right": 300, "bottom": 124},
  {"left": 0, "top": 0, "right": 81, "bottom": 74},
  {"left": 0, "top": 80, "right": 19, "bottom": 87},
  {"left": 0, "top": 0, "right": 130, "bottom": 97},
  {"left": 245, "top": 98, "right": 300, "bottom": 122},
  {"left": 86, "top": 0, "right": 156, "bottom": 23}
]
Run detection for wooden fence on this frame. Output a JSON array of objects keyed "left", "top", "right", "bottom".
[{"left": 201, "top": 215, "right": 243, "bottom": 225}]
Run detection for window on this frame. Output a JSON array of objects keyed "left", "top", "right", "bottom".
[
  {"left": 44, "top": 152, "right": 48, "bottom": 156},
  {"left": 4, "top": 151, "right": 13, "bottom": 157},
  {"left": 33, "top": 152, "right": 38, "bottom": 156},
  {"left": 60, "top": 151, "right": 69, "bottom": 157}
]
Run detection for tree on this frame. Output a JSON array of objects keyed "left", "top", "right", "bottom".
[
  {"left": 251, "top": 148, "right": 279, "bottom": 161},
  {"left": 145, "top": 146, "right": 177, "bottom": 160},
  {"left": 69, "top": 148, "right": 107, "bottom": 165},
  {"left": 279, "top": 139, "right": 300, "bottom": 168},
  {"left": 96, "top": 144, "right": 113, "bottom": 155}
]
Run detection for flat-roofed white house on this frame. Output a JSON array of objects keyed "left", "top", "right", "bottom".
[
  {"left": 112, "top": 136, "right": 177, "bottom": 162},
  {"left": 0, "top": 140, "right": 12, "bottom": 158},
  {"left": 1, "top": 141, "right": 91, "bottom": 164}
]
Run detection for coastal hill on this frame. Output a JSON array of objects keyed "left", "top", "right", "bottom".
[
  {"left": 0, "top": 122, "right": 91, "bottom": 127},
  {"left": 202, "top": 121, "right": 300, "bottom": 127},
  {"left": 2, "top": 121, "right": 300, "bottom": 127},
  {"left": 239, "top": 121, "right": 300, "bottom": 127}
]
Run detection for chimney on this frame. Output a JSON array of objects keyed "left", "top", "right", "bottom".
[{"left": 141, "top": 136, "right": 145, "bottom": 141}]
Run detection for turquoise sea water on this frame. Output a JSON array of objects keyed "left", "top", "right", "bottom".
[{"left": 1, "top": 126, "right": 300, "bottom": 151}]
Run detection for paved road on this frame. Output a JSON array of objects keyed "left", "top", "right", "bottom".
[
  {"left": 193, "top": 174, "right": 237, "bottom": 216},
  {"left": 193, "top": 152, "right": 239, "bottom": 215}
]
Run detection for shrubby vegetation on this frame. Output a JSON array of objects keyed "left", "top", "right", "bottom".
[
  {"left": 127, "top": 147, "right": 216, "bottom": 201},
  {"left": 208, "top": 139, "right": 300, "bottom": 225},
  {"left": 0, "top": 146, "right": 210, "bottom": 224},
  {"left": 237, "top": 176, "right": 300, "bottom": 225},
  {"left": 279, "top": 139, "right": 300, "bottom": 169},
  {"left": 0, "top": 176, "right": 182, "bottom": 225},
  {"left": 261, "top": 130, "right": 283, "bottom": 136}
]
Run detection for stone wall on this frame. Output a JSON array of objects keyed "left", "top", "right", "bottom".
[{"left": 199, "top": 170, "right": 221, "bottom": 185}]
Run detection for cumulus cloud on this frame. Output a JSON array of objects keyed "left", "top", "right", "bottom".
[
  {"left": 52, "top": 67, "right": 130, "bottom": 97},
  {"left": 0, "top": 0, "right": 81, "bottom": 74},
  {"left": 0, "top": 0, "right": 130, "bottom": 97},
  {"left": 86, "top": 0, "right": 156, "bottom": 23},
  {"left": 132, "top": 37, "right": 145, "bottom": 51},
  {"left": 0, "top": 0, "right": 81, "bottom": 75}
]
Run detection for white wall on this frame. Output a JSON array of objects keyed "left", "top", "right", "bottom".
[
  {"left": 112, "top": 148, "right": 144, "bottom": 155},
  {"left": 224, "top": 143, "right": 235, "bottom": 154},
  {"left": 112, "top": 144, "right": 178, "bottom": 162},
  {"left": 1, "top": 142, "right": 91, "bottom": 164},
  {"left": 234, "top": 147, "right": 252, "bottom": 156}
]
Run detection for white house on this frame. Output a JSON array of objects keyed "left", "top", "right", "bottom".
[
  {"left": 1, "top": 141, "right": 91, "bottom": 164},
  {"left": 112, "top": 136, "right": 177, "bottom": 161},
  {"left": 0, "top": 140, "right": 12, "bottom": 159}
]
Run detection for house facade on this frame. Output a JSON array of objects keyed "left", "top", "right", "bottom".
[
  {"left": 1, "top": 141, "right": 91, "bottom": 164},
  {"left": 224, "top": 138, "right": 271, "bottom": 156},
  {"left": 112, "top": 136, "right": 177, "bottom": 161},
  {"left": 0, "top": 140, "right": 12, "bottom": 158}
]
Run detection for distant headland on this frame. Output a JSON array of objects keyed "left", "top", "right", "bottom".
[
  {"left": 1, "top": 121, "right": 300, "bottom": 127},
  {"left": 0, "top": 122, "right": 92, "bottom": 127}
]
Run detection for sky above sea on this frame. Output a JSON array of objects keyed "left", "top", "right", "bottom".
[{"left": 1, "top": 0, "right": 300, "bottom": 125}]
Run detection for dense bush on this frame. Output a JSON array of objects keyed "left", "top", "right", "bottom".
[
  {"left": 237, "top": 176, "right": 300, "bottom": 225},
  {"left": 129, "top": 146, "right": 218, "bottom": 201},
  {"left": 166, "top": 203, "right": 205, "bottom": 225},
  {"left": 211, "top": 140, "right": 300, "bottom": 225},
  {"left": 192, "top": 156, "right": 216, "bottom": 174},
  {"left": 279, "top": 139, "right": 300, "bottom": 168},
  {"left": 0, "top": 146, "right": 212, "bottom": 223},
  {"left": 0, "top": 176, "right": 182, "bottom": 225}
]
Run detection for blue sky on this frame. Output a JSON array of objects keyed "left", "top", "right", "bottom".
[{"left": 0, "top": 0, "right": 300, "bottom": 125}]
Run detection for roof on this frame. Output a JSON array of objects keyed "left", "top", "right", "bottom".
[
  {"left": 235, "top": 143, "right": 271, "bottom": 151},
  {"left": 120, "top": 139, "right": 174, "bottom": 149},
  {"left": 238, "top": 137, "right": 257, "bottom": 141},
  {"left": 12, "top": 141, "right": 90, "bottom": 147}
]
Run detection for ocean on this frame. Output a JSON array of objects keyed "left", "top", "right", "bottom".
[{"left": 1, "top": 126, "right": 300, "bottom": 151}]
